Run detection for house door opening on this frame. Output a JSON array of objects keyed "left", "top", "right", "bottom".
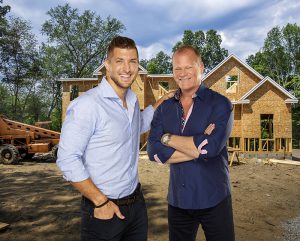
[{"left": 260, "top": 114, "right": 274, "bottom": 151}]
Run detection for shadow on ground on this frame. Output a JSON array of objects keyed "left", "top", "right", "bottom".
[
  {"left": 292, "top": 149, "right": 300, "bottom": 161},
  {"left": 0, "top": 165, "right": 168, "bottom": 241}
]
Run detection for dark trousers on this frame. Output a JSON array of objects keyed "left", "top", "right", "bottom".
[
  {"left": 81, "top": 189, "right": 148, "bottom": 241},
  {"left": 168, "top": 195, "right": 235, "bottom": 241}
]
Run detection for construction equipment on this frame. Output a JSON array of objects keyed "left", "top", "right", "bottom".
[{"left": 0, "top": 116, "right": 60, "bottom": 164}]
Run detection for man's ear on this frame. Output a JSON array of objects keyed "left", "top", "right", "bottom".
[
  {"left": 104, "top": 59, "right": 110, "bottom": 73},
  {"left": 200, "top": 62, "right": 204, "bottom": 71}
]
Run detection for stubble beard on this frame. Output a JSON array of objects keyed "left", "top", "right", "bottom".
[{"left": 110, "top": 74, "right": 135, "bottom": 90}]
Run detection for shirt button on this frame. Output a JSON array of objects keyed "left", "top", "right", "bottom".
[{"left": 182, "top": 184, "right": 185, "bottom": 187}]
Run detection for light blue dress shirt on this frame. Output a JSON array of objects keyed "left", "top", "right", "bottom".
[{"left": 57, "top": 78, "right": 154, "bottom": 199}]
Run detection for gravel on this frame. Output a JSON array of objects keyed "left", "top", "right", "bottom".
[{"left": 282, "top": 215, "right": 300, "bottom": 241}]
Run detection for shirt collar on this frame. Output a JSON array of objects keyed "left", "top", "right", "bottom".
[
  {"left": 99, "top": 78, "right": 137, "bottom": 106},
  {"left": 174, "top": 84, "right": 206, "bottom": 101}
]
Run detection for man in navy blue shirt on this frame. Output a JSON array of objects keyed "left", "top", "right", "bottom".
[{"left": 147, "top": 45, "right": 235, "bottom": 241}]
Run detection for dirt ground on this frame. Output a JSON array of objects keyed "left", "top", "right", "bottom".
[{"left": 0, "top": 154, "right": 300, "bottom": 241}]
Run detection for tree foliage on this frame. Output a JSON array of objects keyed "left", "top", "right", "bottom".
[
  {"left": 143, "top": 51, "right": 172, "bottom": 74},
  {"left": 0, "top": 0, "right": 10, "bottom": 27},
  {"left": 173, "top": 29, "right": 228, "bottom": 73},
  {"left": 41, "top": 4, "right": 125, "bottom": 78},
  {"left": 246, "top": 23, "right": 300, "bottom": 90},
  {"left": 0, "top": 0, "right": 10, "bottom": 17},
  {"left": 0, "top": 0, "right": 10, "bottom": 51},
  {"left": 0, "top": 16, "right": 41, "bottom": 120}
]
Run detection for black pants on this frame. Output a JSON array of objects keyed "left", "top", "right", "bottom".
[
  {"left": 81, "top": 190, "right": 148, "bottom": 241},
  {"left": 168, "top": 195, "right": 235, "bottom": 241}
]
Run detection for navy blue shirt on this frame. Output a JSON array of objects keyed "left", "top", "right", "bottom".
[{"left": 147, "top": 84, "right": 233, "bottom": 209}]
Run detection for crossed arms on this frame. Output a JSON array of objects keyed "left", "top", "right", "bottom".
[{"left": 147, "top": 98, "right": 233, "bottom": 164}]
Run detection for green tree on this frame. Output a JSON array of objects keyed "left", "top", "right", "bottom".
[
  {"left": 0, "top": 0, "right": 10, "bottom": 17},
  {"left": 0, "top": 0, "right": 10, "bottom": 29},
  {"left": 23, "top": 90, "right": 48, "bottom": 124},
  {"left": 0, "top": 16, "right": 41, "bottom": 119},
  {"left": 146, "top": 51, "right": 172, "bottom": 74},
  {"left": 41, "top": 4, "right": 125, "bottom": 78},
  {"left": 139, "top": 59, "right": 148, "bottom": 70},
  {"left": 39, "top": 44, "right": 71, "bottom": 125},
  {"left": 0, "top": 83, "right": 11, "bottom": 115},
  {"left": 247, "top": 23, "right": 300, "bottom": 89},
  {"left": 173, "top": 29, "right": 228, "bottom": 73},
  {"left": 0, "top": 0, "right": 10, "bottom": 51}
]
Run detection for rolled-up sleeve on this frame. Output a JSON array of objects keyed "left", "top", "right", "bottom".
[
  {"left": 140, "top": 105, "right": 154, "bottom": 134},
  {"left": 56, "top": 97, "right": 97, "bottom": 182},
  {"left": 147, "top": 105, "right": 175, "bottom": 164},
  {"left": 193, "top": 96, "right": 233, "bottom": 159}
]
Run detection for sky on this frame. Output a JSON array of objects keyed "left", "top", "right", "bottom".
[{"left": 6, "top": 0, "right": 300, "bottom": 61}]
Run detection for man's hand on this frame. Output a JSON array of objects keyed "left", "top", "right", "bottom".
[
  {"left": 94, "top": 201, "right": 125, "bottom": 220},
  {"left": 153, "top": 90, "right": 176, "bottom": 110}
]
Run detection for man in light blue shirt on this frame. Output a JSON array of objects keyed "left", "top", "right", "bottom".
[{"left": 57, "top": 36, "right": 172, "bottom": 241}]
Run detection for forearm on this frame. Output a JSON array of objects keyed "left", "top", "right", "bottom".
[
  {"left": 168, "top": 135, "right": 199, "bottom": 159},
  {"left": 71, "top": 178, "right": 107, "bottom": 206},
  {"left": 166, "top": 150, "right": 195, "bottom": 164}
]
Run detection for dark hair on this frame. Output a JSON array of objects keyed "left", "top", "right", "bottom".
[
  {"left": 107, "top": 36, "right": 138, "bottom": 59},
  {"left": 173, "top": 45, "right": 203, "bottom": 64}
]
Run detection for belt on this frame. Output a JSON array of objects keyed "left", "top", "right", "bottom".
[{"left": 110, "top": 183, "right": 141, "bottom": 206}]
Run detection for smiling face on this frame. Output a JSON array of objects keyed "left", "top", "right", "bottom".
[
  {"left": 105, "top": 47, "right": 139, "bottom": 91},
  {"left": 172, "top": 49, "right": 204, "bottom": 94}
]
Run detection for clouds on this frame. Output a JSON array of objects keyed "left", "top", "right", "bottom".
[
  {"left": 219, "top": 0, "right": 300, "bottom": 59},
  {"left": 7, "top": 0, "right": 300, "bottom": 61}
]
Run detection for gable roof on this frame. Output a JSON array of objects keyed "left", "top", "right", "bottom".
[
  {"left": 239, "top": 76, "right": 298, "bottom": 103},
  {"left": 201, "top": 53, "right": 298, "bottom": 104},
  {"left": 202, "top": 53, "right": 264, "bottom": 82},
  {"left": 92, "top": 63, "right": 148, "bottom": 76}
]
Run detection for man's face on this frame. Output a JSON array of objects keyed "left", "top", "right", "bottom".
[
  {"left": 105, "top": 47, "right": 139, "bottom": 90},
  {"left": 172, "top": 50, "right": 204, "bottom": 92}
]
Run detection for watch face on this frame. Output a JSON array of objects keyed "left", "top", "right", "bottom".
[{"left": 163, "top": 134, "right": 169, "bottom": 144}]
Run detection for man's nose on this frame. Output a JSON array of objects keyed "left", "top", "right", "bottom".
[
  {"left": 123, "top": 62, "right": 130, "bottom": 72},
  {"left": 179, "top": 69, "right": 187, "bottom": 76}
]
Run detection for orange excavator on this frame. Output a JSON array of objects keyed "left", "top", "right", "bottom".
[{"left": 0, "top": 116, "right": 60, "bottom": 164}]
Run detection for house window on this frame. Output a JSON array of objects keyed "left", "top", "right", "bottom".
[
  {"left": 261, "top": 139, "right": 274, "bottom": 151},
  {"left": 158, "top": 81, "right": 169, "bottom": 91},
  {"left": 244, "top": 138, "right": 259, "bottom": 151},
  {"left": 275, "top": 138, "right": 291, "bottom": 152},
  {"left": 158, "top": 81, "right": 169, "bottom": 98},
  {"left": 70, "top": 85, "right": 79, "bottom": 101},
  {"left": 225, "top": 75, "right": 238, "bottom": 89},
  {"left": 228, "top": 137, "right": 240, "bottom": 149},
  {"left": 261, "top": 114, "right": 273, "bottom": 139}
]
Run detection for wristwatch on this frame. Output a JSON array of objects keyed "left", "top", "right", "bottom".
[{"left": 161, "top": 133, "right": 172, "bottom": 146}]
